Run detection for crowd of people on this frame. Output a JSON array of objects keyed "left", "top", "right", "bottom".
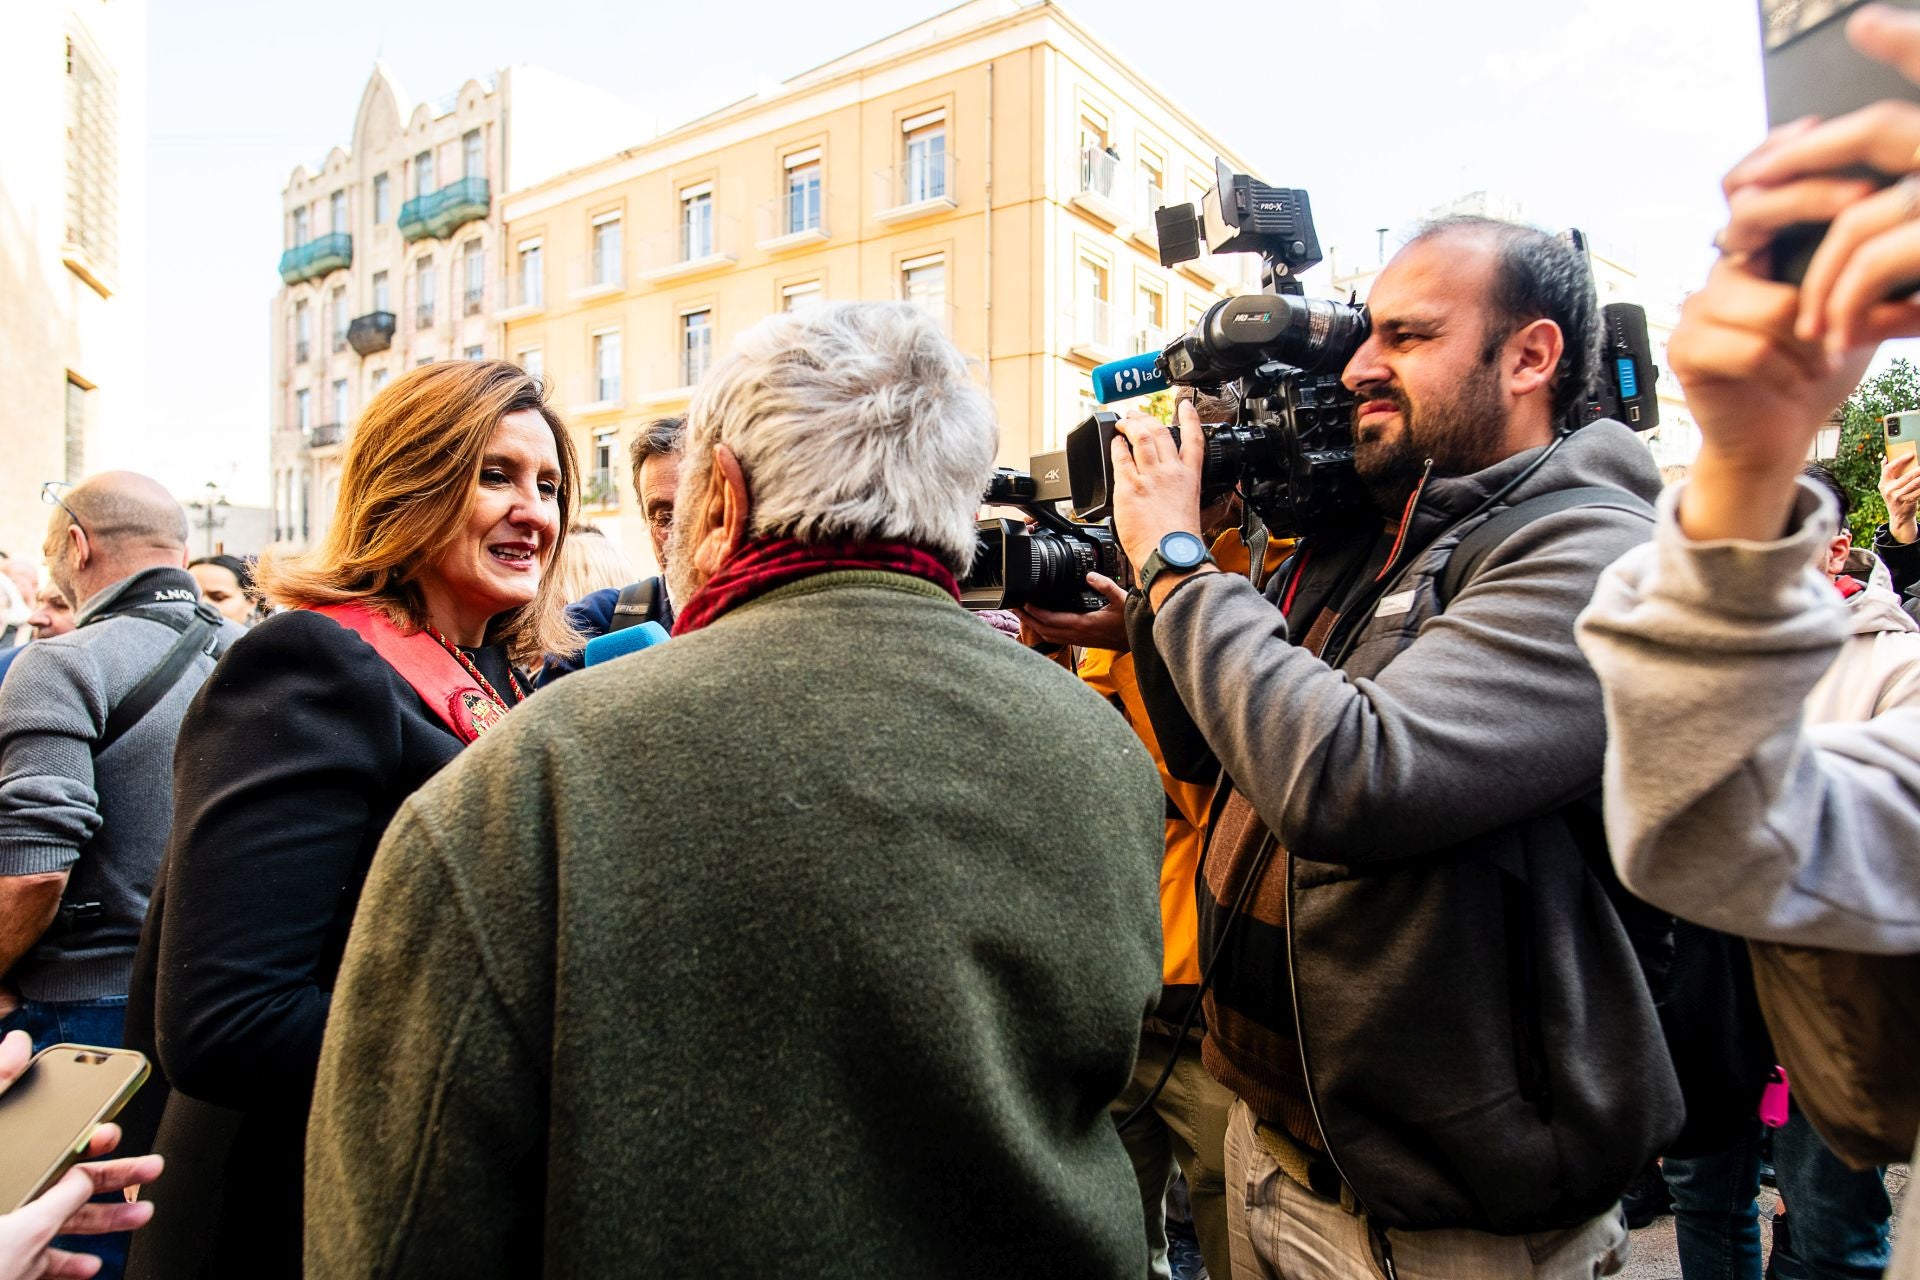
[{"left": 1, "top": 7, "right": 1919, "bottom": 1279}]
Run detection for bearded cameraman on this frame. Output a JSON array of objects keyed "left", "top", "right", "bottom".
[{"left": 1106, "top": 218, "right": 1679, "bottom": 1279}]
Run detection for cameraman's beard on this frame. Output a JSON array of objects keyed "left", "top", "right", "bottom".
[{"left": 1353, "top": 358, "right": 1508, "bottom": 513}]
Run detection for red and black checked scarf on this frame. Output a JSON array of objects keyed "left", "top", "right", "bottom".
[{"left": 671, "top": 536, "right": 961, "bottom": 636}]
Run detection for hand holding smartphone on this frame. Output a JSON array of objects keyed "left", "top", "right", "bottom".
[{"left": 0, "top": 1040, "right": 149, "bottom": 1212}]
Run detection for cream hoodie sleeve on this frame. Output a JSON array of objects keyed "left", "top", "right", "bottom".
[{"left": 1576, "top": 479, "right": 1920, "bottom": 954}]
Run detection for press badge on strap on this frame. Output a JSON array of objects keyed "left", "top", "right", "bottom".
[{"left": 1373, "top": 590, "right": 1417, "bottom": 620}]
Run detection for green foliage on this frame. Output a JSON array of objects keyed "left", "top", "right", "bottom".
[
  {"left": 1139, "top": 389, "right": 1176, "bottom": 424},
  {"left": 1819, "top": 358, "right": 1920, "bottom": 546}
]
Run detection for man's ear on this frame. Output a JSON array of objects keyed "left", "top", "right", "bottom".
[
  {"left": 1506, "top": 319, "right": 1565, "bottom": 401},
  {"left": 690, "top": 445, "right": 751, "bottom": 579},
  {"left": 66, "top": 523, "right": 89, "bottom": 571}
]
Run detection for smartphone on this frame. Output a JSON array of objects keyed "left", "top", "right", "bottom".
[
  {"left": 1758, "top": 0, "right": 1920, "bottom": 282},
  {"left": 0, "top": 1044, "right": 148, "bottom": 1211},
  {"left": 1886, "top": 409, "right": 1920, "bottom": 466}
]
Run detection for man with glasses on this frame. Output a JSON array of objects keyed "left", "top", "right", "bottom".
[{"left": 0, "top": 473, "right": 239, "bottom": 1054}]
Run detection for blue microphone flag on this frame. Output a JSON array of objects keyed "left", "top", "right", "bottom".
[
  {"left": 1090, "top": 351, "right": 1171, "bottom": 405},
  {"left": 584, "top": 620, "right": 671, "bottom": 667}
]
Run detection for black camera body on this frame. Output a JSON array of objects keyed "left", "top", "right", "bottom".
[
  {"left": 1071, "top": 160, "right": 1371, "bottom": 540},
  {"left": 960, "top": 452, "right": 1124, "bottom": 613}
]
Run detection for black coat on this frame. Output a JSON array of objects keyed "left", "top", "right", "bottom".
[{"left": 122, "top": 609, "right": 521, "bottom": 1279}]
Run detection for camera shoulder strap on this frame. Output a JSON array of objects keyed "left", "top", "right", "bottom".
[
  {"left": 96, "top": 603, "right": 230, "bottom": 755},
  {"left": 1436, "top": 486, "right": 1654, "bottom": 611}
]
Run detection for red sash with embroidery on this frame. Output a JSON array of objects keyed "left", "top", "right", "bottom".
[{"left": 309, "top": 603, "right": 507, "bottom": 743}]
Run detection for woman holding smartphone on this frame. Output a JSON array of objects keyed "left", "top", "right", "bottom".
[{"left": 123, "top": 360, "right": 579, "bottom": 1278}]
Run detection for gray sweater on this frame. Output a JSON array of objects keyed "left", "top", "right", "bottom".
[
  {"left": 307, "top": 570, "right": 1167, "bottom": 1278},
  {"left": 0, "top": 568, "right": 243, "bottom": 1001},
  {"left": 1577, "top": 479, "right": 1920, "bottom": 1279}
]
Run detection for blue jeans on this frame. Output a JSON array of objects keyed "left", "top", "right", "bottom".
[
  {"left": 1770, "top": 1101, "right": 1892, "bottom": 1280},
  {"left": 1663, "top": 1126, "right": 1765, "bottom": 1280},
  {"left": 0, "top": 995, "right": 132, "bottom": 1280}
]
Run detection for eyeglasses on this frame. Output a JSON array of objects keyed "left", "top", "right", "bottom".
[{"left": 41, "top": 482, "right": 89, "bottom": 543}]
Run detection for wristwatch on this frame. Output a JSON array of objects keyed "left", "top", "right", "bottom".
[{"left": 1137, "top": 530, "right": 1214, "bottom": 598}]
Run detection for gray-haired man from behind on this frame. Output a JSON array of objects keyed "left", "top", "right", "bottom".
[
  {"left": 0, "top": 473, "right": 242, "bottom": 1055},
  {"left": 308, "top": 302, "right": 1169, "bottom": 1277}
]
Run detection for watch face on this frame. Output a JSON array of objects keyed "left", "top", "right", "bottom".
[{"left": 1161, "top": 531, "right": 1208, "bottom": 569}]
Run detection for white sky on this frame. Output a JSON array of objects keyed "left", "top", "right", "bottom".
[{"left": 147, "top": 0, "right": 1781, "bottom": 504}]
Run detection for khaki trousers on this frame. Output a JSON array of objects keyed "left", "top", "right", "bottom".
[
  {"left": 1112, "top": 1026, "right": 1236, "bottom": 1279},
  {"left": 1222, "top": 1099, "right": 1630, "bottom": 1279}
]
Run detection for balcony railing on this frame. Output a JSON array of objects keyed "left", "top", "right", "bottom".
[
  {"left": 584, "top": 470, "right": 617, "bottom": 507},
  {"left": 278, "top": 233, "right": 353, "bottom": 286},
  {"left": 1132, "top": 181, "right": 1165, "bottom": 248},
  {"left": 502, "top": 272, "right": 544, "bottom": 313},
  {"left": 416, "top": 302, "right": 436, "bottom": 330},
  {"left": 873, "top": 154, "right": 958, "bottom": 223},
  {"left": 571, "top": 371, "right": 624, "bottom": 412},
  {"left": 347, "top": 311, "right": 396, "bottom": 356},
  {"left": 1080, "top": 147, "right": 1118, "bottom": 199},
  {"left": 1069, "top": 297, "right": 1119, "bottom": 360},
  {"left": 635, "top": 218, "right": 738, "bottom": 283},
  {"left": 1133, "top": 324, "right": 1168, "bottom": 357},
  {"left": 756, "top": 192, "right": 833, "bottom": 251},
  {"left": 464, "top": 286, "right": 485, "bottom": 316},
  {"left": 306, "top": 422, "right": 345, "bottom": 448},
  {"left": 571, "top": 251, "right": 623, "bottom": 298},
  {"left": 294, "top": 339, "right": 311, "bottom": 364},
  {"left": 397, "top": 177, "right": 491, "bottom": 243}
]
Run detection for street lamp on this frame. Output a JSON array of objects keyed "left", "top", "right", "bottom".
[{"left": 189, "top": 481, "right": 230, "bottom": 558}]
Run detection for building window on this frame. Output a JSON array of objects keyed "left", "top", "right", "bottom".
[
  {"left": 517, "top": 348, "right": 543, "bottom": 381},
  {"left": 415, "top": 149, "right": 435, "bottom": 197},
  {"left": 589, "top": 429, "right": 617, "bottom": 502},
  {"left": 901, "top": 254, "right": 946, "bottom": 319},
  {"left": 294, "top": 387, "right": 312, "bottom": 431},
  {"left": 330, "top": 189, "right": 347, "bottom": 233},
  {"left": 331, "top": 286, "right": 349, "bottom": 350},
  {"left": 592, "top": 214, "right": 622, "bottom": 286},
  {"left": 1078, "top": 107, "right": 1116, "bottom": 198},
  {"left": 1077, "top": 252, "right": 1112, "bottom": 347},
  {"left": 370, "top": 368, "right": 390, "bottom": 394},
  {"left": 517, "top": 240, "right": 543, "bottom": 307},
  {"left": 64, "top": 28, "right": 117, "bottom": 273},
  {"left": 464, "top": 344, "right": 484, "bottom": 361},
  {"left": 463, "top": 240, "right": 484, "bottom": 315},
  {"left": 1137, "top": 279, "right": 1166, "bottom": 352},
  {"left": 291, "top": 205, "right": 309, "bottom": 246},
  {"left": 463, "top": 129, "right": 483, "bottom": 180},
  {"left": 415, "top": 254, "right": 435, "bottom": 329},
  {"left": 681, "top": 184, "right": 713, "bottom": 260},
  {"left": 784, "top": 149, "right": 822, "bottom": 234},
  {"left": 782, "top": 280, "right": 822, "bottom": 312},
  {"left": 293, "top": 300, "right": 311, "bottom": 363},
  {"left": 331, "top": 377, "right": 349, "bottom": 424},
  {"left": 1137, "top": 148, "right": 1165, "bottom": 223},
  {"left": 373, "top": 172, "right": 390, "bottom": 223},
  {"left": 593, "top": 329, "right": 621, "bottom": 403},
  {"left": 903, "top": 111, "right": 947, "bottom": 204},
  {"left": 681, "top": 310, "right": 711, "bottom": 386},
  {"left": 416, "top": 356, "right": 435, "bottom": 367},
  {"left": 372, "top": 270, "right": 390, "bottom": 314},
  {"left": 63, "top": 376, "right": 89, "bottom": 482}
]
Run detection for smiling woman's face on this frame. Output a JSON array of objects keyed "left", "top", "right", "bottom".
[{"left": 415, "top": 409, "right": 563, "bottom": 634}]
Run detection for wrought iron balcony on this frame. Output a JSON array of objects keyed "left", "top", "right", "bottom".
[
  {"left": 398, "top": 177, "right": 491, "bottom": 243},
  {"left": 278, "top": 233, "right": 353, "bottom": 286},
  {"left": 347, "top": 311, "right": 396, "bottom": 356},
  {"left": 306, "top": 422, "right": 345, "bottom": 448}
]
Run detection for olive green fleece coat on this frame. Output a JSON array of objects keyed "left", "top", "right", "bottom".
[{"left": 304, "top": 571, "right": 1167, "bottom": 1279}]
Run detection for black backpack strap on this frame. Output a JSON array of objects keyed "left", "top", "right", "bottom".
[
  {"left": 97, "top": 603, "right": 228, "bottom": 754},
  {"left": 606, "top": 578, "right": 662, "bottom": 634},
  {"left": 1437, "top": 486, "right": 1654, "bottom": 610}
]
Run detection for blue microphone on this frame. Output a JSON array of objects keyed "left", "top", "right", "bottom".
[
  {"left": 1090, "top": 350, "right": 1172, "bottom": 405},
  {"left": 584, "top": 620, "right": 670, "bottom": 667}
]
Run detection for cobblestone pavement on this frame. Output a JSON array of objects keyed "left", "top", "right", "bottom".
[{"left": 1622, "top": 1164, "right": 1907, "bottom": 1279}]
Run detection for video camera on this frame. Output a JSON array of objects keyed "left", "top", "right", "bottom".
[
  {"left": 959, "top": 452, "right": 1124, "bottom": 613},
  {"left": 1066, "top": 159, "right": 1371, "bottom": 540}
]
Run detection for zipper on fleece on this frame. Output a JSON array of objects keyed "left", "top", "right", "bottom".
[{"left": 1322, "top": 459, "right": 1435, "bottom": 669}]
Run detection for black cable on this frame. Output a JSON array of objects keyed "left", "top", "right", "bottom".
[{"left": 1116, "top": 830, "right": 1281, "bottom": 1132}]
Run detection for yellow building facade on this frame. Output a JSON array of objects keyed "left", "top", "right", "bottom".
[{"left": 500, "top": 0, "right": 1257, "bottom": 567}]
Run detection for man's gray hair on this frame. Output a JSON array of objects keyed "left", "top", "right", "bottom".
[
  {"left": 684, "top": 302, "right": 998, "bottom": 571},
  {"left": 628, "top": 415, "right": 686, "bottom": 475}
]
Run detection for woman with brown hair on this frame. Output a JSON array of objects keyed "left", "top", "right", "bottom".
[{"left": 122, "top": 360, "right": 578, "bottom": 1278}]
